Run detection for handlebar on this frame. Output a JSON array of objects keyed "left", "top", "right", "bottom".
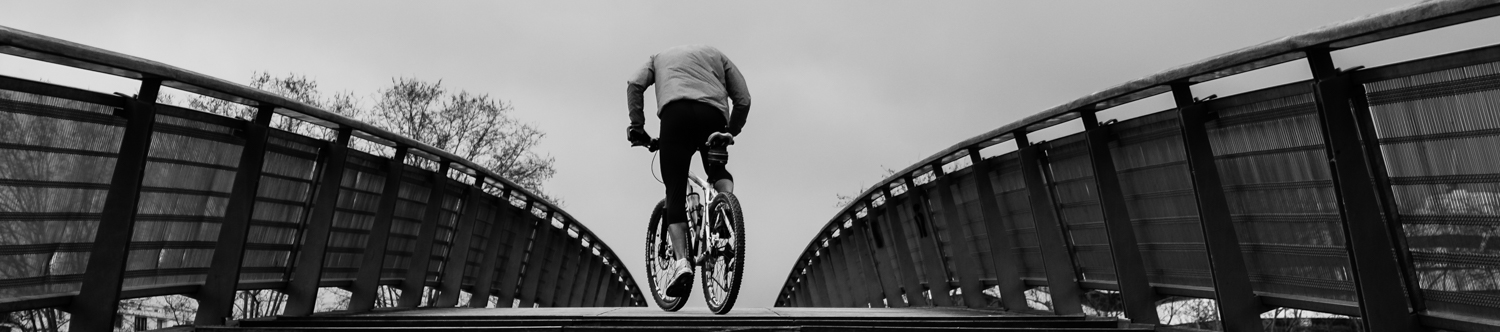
[{"left": 632, "top": 138, "right": 660, "bottom": 152}]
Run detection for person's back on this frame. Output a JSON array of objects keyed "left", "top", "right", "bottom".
[{"left": 626, "top": 45, "right": 750, "bottom": 298}]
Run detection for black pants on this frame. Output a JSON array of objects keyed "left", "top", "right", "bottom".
[{"left": 660, "top": 101, "right": 733, "bottom": 225}]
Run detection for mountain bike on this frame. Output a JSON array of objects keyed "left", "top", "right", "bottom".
[{"left": 634, "top": 137, "right": 746, "bottom": 314}]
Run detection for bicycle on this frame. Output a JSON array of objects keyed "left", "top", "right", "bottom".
[{"left": 633, "top": 137, "right": 746, "bottom": 314}]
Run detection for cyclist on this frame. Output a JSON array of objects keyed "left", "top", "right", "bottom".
[{"left": 626, "top": 44, "right": 750, "bottom": 297}]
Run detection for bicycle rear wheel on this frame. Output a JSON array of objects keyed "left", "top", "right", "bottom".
[
  {"left": 645, "top": 200, "right": 689, "bottom": 311},
  {"left": 702, "top": 192, "right": 745, "bottom": 314}
]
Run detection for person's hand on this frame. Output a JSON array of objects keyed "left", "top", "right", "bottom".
[
  {"left": 707, "top": 132, "right": 735, "bottom": 146},
  {"left": 627, "top": 125, "right": 652, "bottom": 146}
]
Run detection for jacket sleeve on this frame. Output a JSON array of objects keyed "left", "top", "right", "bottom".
[
  {"left": 626, "top": 57, "right": 655, "bottom": 128},
  {"left": 723, "top": 56, "right": 751, "bottom": 136}
]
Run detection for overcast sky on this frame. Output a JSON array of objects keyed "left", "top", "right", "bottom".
[{"left": 3, "top": 0, "right": 1497, "bottom": 311}]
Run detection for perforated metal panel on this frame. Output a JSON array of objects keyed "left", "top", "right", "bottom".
[
  {"left": 1204, "top": 83, "right": 1357, "bottom": 303},
  {"left": 382, "top": 167, "right": 431, "bottom": 279},
  {"left": 1040, "top": 134, "right": 1116, "bottom": 282},
  {"left": 1107, "top": 110, "right": 1213, "bottom": 288},
  {"left": 240, "top": 131, "right": 322, "bottom": 283},
  {"left": 124, "top": 107, "right": 245, "bottom": 289},
  {"left": 984, "top": 154, "right": 1045, "bottom": 281},
  {"left": 0, "top": 89, "right": 124, "bottom": 298},
  {"left": 946, "top": 171, "right": 997, "bottom": 281},
  {"left": 1364, "top": 59, "right": 1500, "bottom": 319},
  {"left": 319, "top": 151, "right": 386, "bottom": 280}
]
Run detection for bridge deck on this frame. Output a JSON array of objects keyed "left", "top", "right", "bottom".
[
  {"left": 352, "top": 307, "right": 1030, "bottom": 318},
  {"left": 203, "top": 307, "right": 1146, "bottom": 331}
]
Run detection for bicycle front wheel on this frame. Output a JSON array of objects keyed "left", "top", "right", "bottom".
[
  {"left": 645, "top": 200, "right": 689, "bottom": 311},
  {"left": 702, "top": 192, "right": 745, "bottom": 315}
]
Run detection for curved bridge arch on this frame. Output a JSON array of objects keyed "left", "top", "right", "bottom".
[
  {"left": 0, "top": 24, "right": 644, "bottom": 331},
  {"left": 777, "top": 1, "right": 1500, "bottom": 332}
]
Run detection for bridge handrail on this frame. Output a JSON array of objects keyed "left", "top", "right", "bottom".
[
  {"left": 835, "top": 0, "right": 1500, "bottom": 222},
  {"left": 781, "top": 1, "right": 1500, "bottom": 331},
  {"left": 0, "top": 25, "right": 621, "bottom": 254},
  {"left": 0, "top": 20, "right": 644, "bottom": 327}
]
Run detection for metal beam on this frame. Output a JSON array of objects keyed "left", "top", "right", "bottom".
[
  {"left": 495, "top": 199, "right": 533, "bottom": 307},
  {"left": 1079, "top": 109, "right": 1160, "bottom": 324},
  {"left": 68, "top": 78, "right": 162, "bottom": 331},
  {"left": 537, "top": 217, "right": 567, "bottom": 306},
  {"left": 194, "top": 104, "right": 275, "bottom": 325},
  {"left": 930, "top": 164, "right": 989, "bottom": 308},
  {"left": 469, "top": 194, "right": 512, "bottom": 308},
  {"left": 554, "top": 234, "right": 580, "bottom": 306},
  {"left": 579, "top": 248, "right": 603, "bottom": 307},
  {"left": 845, "top": 213, "right": 883, "bottom": 307},
  {"left": 517, "top": 211, "right": 553, "bottom": 307},
  {"left": 433, "top": 176, "right": 487, "bottom": 307},
  {"left": 879, "top": 186, "right": 930, "bottom": 306},
  {"left": 824, "top": 232, "right": 854, "bottom": 307},
  {"left": 809, "top": 250, "right": 832, "bottom": 307},
  {"left": 855, "top": 206, "right": 905, "bottom": 308},
  {"left": 1173, "top": 83, "right": 1262, "bottom": 332},
  {"left": 604, "top": 271, "right": 623, "bottom": 306},
  {"left": 1306, "top": 49, "right": 1418, "bottom": 332},
  {"left": 905, "top": 177, "right": 955, "bottom": 306},
  {"left": 588, "top": 262, "right": 606, "bottom": 307},
  {"left": 281, "top": 126, "right": 354, "bottom": 316},
  {"left": 568, "top": 242, "right": 591, "bottom": 306},
  {"left": 346, "top": 147, "right": 409, "bottom": 312},
  {"left": 398, "top": 161, "right": 453, "bottom": 308},
  {"left": 1014, "top": 131, "right": 1084, "bottom": 315},
  {"left": 965, "top": 150, "right": 1030, "bottom": 311}
]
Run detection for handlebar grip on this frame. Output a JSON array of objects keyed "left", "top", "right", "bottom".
[{"left": 631, "top": 138, "right": 659, "bottom": 152}]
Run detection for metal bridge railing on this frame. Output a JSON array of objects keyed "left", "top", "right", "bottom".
[
  {"left": 776, "top": 1, "right": 1500, "bottom": 332},
  {"left": 0, "top": 24, "right": 644, "bottom": 331}
]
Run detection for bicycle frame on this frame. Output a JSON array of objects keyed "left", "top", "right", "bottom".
[{"left": 681, "top": 174, "right": 715, "bottom": 264}]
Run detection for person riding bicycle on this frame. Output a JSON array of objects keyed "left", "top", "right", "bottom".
[{"left": 626, "top": 44, "right": 750, "bottom": 297}]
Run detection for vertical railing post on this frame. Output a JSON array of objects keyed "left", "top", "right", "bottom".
[
  {"left": 469, "top": 190, "right": 512, "bottom": 308},
  {"left": 579, "top": 246, "right": 602, "bottom": 307},
  {"left": 433, "top": 175, "right": 488, "bottom": 307},
  {"left": 398, "top": 161, "right": 453, "bottom": 308},
  {"left": 568, "top": 242, "right": 591, "bottom": 306},
  {"left": 856, "top": 203, "right": 905, "bottom": 308},
  {"left": 282, "top": 126, "right": 354, "bottom": 316},
  {"left": 795, "top": 273, "right": 813, "bottom": 307},
  {"left": 517, "top": 207, "right": 553, "bottom": 307},
  {"left": 845, "top": 212, "right": 884, "bottom": 307},
  {"left": 195, "top": 104, "right": 276, "bottom": 325},
  {"left": 825, "top": 229, "right": 854, "bottom": 306},
  {"left": 553, "top": 232, "right": 580, "bottom": 306},
  {"left": 966, "top": 148, "right": 1030, "bottom": 310},
  {"left": 930, "top": 160, "right": 989, "bottom": 308},
  {"left": 1173, "top": 83, "right": 1262, "bottom": 332},
  {"left": 880, "top": 185, "right": 931, "bottom": 306},
  {"left": 538, "top": 215, "right": 567, "bottom": 306},
  {"left": 1014, "top": 131, "right": 1085, "bottom": 315},
  {"left": 495, "top": 199, "right": 532, "bottom": 307},
  {"left": 588, "top": 259, "right": 606, "bottom": 306},
  {"left": 811, "top": 248, "right": 834, "bottom": 307},
  {"left": 347, "top": 147, "right": 410, "bottom": 312},
  {"left": 906, "top": 176, "right": 955, "bottom": 306},
  {"left": 1080, "top": 109, "right": 1160, "bottom": 324},
  {"left": 69, "top": 78, "right": 162, "bottom": 331},
  {"left": 1305, "top": 49, "right": 1418, "bottom": 331},
  {"left": 604, "top": 271, "right": 623, "bottom": 306},
  {"left": 834, "top": 222, "right": 861, "bottom": 307}
]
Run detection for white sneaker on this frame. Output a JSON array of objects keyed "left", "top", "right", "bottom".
[{"left": 664, "top": 258, "right": 694, "bottom": 297}]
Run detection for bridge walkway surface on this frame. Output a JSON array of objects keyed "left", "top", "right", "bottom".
[{"left": 195, "top": 307, "right": 1150, "bottom": 331}]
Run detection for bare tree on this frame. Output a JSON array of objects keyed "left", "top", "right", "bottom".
[
  {"left": 3, "top": 308, "right": 68, "bottom": 332},
  {"left": 366, "top": 77, "right": 556, "bottom": 199}
]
